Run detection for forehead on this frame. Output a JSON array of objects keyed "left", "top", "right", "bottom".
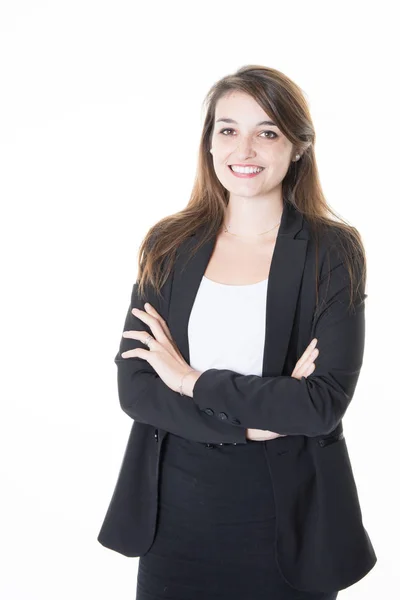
[{"left": 215, "top": 92, "right": 274, "bottom": 124}]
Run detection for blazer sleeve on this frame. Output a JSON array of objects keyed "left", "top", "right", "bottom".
[
  {"left": 192, "top": 242, "right": 367, "bottom": 437},
  {"left": 114, "top": 281, "right": 248, "bottom": 444}
]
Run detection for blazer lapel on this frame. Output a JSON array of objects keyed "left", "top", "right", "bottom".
[{"left": 168, "top": 201, "right": 309, "bottom": 378}]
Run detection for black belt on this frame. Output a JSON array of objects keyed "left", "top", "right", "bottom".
[{"left": 204, "top": 442, "right": 238, "bottom": 448}]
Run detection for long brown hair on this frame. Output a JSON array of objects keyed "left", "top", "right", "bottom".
[{"left": 136, "top": 65, "right": 366, "bottom": 313}]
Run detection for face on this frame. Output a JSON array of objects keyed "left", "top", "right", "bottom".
[{"left": 210, "top": 91, "right": 296, "bottom": 200}]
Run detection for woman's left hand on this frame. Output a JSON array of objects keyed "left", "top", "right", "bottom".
[{"left": 121, "top": 302, "right": 201, "bottom": 395}]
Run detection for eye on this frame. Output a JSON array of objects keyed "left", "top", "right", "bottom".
[
  {"left": 260, "top": 130, "right": 278, "bottom": 139},
  {"left": 219, "top": 128, "right": 236, "bottom": 136},
  {"left": 219, "top": 128, "right": 278, "bottom": 139}
]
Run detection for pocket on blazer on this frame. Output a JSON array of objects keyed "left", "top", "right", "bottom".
[{"left": 316, "top": 431, "right": 344, "bottom": 448}]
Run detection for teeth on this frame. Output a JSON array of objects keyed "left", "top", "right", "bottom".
[{"left": 231, "top": 165, "right": 263, "bottom": 174}]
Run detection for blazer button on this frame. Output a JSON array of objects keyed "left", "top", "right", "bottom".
[
  {"left": 218, "top": 412, "right": 228, "bottom": 420},
  {"left": 154, "top": 428, "right": 158, "bottom": 442},
  {"left": 231, "top": 418, "right": 241, "bottom": 425},
  {"left": 204, "top": 408, "right": 214, "bottom": 416}
]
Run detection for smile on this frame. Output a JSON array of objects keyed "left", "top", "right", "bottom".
[{"left": 228, "top": 165, "right": 265, "bottom": 178}]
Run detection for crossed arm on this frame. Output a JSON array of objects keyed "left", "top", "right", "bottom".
[
  {"left": 114, "top": 283, "right": 248, "bottom": 444},
  {"left": 115, "top": 246, "right": 366, "bottom": 440},
  {"left": 191, "top": 254, "right": 366, "bottom": 436}
]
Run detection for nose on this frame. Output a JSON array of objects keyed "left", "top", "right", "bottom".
[{"left": 235, "top": 135, "right": 256, "bottom": 159}]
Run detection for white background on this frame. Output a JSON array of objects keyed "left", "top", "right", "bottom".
[{"left": 1, "top": 1, "right": 398, "bottom": 598}]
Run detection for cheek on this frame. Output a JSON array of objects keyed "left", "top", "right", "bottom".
[
  {"left": 267, "top": 148, "right": 292, "bottom": 168},
  {"left": 212, "top": 137, "right": 229, "bottom": 152},
  {"left": 266, "top": 160, "right": 294, "bottom": 184}
]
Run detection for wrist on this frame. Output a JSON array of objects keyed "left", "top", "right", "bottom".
[{"left": 179, "top": 369, "right": 202, "bottom": 397}]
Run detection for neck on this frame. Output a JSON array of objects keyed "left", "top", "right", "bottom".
[{"left": 223, "top": 193, "right": 284, "bottom": 238}]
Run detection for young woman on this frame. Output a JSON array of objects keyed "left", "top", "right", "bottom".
[{"left": 97, "top": 65, "right": 377, "bottom": 599}]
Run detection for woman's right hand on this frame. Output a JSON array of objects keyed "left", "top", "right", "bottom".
[{"left": 246, "top": 338, "right": 319, "bottom": 441}]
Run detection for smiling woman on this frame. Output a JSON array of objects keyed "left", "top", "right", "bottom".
[{"left": 97, "top": 64, "right": 376, "bottom": 600}]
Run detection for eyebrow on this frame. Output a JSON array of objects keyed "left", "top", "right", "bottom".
[{"left": 215, "top": 117, "right": 278, "bottom": 127}]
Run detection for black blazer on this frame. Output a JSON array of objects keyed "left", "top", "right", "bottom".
[{"left": 97, "top": 201, "right": 377, "bottom": 594}]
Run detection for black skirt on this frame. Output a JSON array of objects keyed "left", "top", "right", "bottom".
[{"left": 136, "top": 433, "right": 338, "bottom": 600}]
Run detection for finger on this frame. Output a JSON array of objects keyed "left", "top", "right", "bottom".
[
  {"left": 298, "top": 357, "right": 317, "bottom": 379},
  {"left": 296, "top": 340, "right": 318, "bottom": 372},
  {"left": 298, "top": 338, "right": 318, "bottom": 366},
  {"left": 292, "top": 348, "right": 318, "bottom": 379},
  {"left": 131, "top": 309, "right": 170, "bottom": 344},
  {"left": 144, "top": 303, "right": 174, "bottom": 341},
  {"left": 121, "top": 347, "right": 152, "bottom": 360},
  {"left": 131, "top": 308, "right": 185, "bottom": 363},
  {"left": 140, "top": 304, "right": 175, "bottom": 343},
  {"left": 143, "top": 304, "right": 187, "bottom": 360},
  {"left": 122, "top": 330, "right": 161, "bottom": 350},
  {"left": 303, "top": 361, "right": 316, "bottom": 378},
  {"left": 302, "top": 349, "right": 319, "bottom": 375}
]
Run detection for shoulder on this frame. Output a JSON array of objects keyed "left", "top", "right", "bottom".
[{"left": 305, "top": 220, "right": 362, "bottom": 271}]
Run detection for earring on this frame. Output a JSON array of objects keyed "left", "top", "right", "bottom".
[
  {"left": 295, "top": 153, "right": 300, "bottom": 160},
  {"left": 210, "top": 149, "right": 213, "bottom": 154}
]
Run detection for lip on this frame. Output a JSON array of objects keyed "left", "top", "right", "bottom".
[
  {"left": 229, "top": 164, "right": 264, "bottom": 168},
  {"left": 228, "top": 165, "right": 265, "bottom": 179}
]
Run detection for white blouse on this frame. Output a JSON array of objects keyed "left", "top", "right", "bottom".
[{"left": 187, "top": 275, "right": 268, "bottom": 377}]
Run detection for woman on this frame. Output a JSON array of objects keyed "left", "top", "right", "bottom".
[{"left": 97, "top": 65, "right": 377, "bottom": 599}]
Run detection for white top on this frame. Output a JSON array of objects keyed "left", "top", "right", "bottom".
[{"left": 187, "top": 275, "right": 268, "bottom": 377}]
